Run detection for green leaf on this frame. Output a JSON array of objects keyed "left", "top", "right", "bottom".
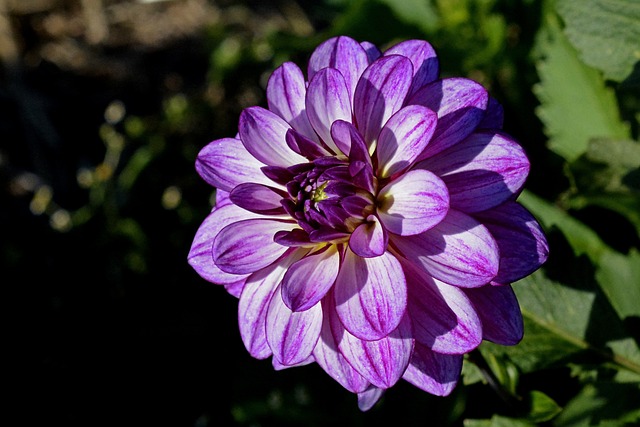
[
  {"left": 464, "top": 416, "right": 537, "bottom": 427},
  {"left": 553, "top": 382, "right": 640, "bottom": 427},
  {"left": 525, "top": 390, "right": 562, "bottom": 423},
  {"left": 376, "top": 0, "right": 439, "bottom": 34},
  {"left": 533, "top": 13, "right": 629, "bottom": 161},
  {"left": 556, "top": 0, "right": 640, "bottom": 82}
]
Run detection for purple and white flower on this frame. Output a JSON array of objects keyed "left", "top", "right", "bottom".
[{"left": 189, "top": 36, "right": 548, "bottom": 410}]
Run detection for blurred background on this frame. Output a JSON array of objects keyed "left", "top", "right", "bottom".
[{"left": 2, "top": 0, "right": 639, "bottom": 426}]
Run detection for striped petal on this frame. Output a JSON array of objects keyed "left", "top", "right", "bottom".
[
  {"left": 239, "top": 106, "right": 306, "bottom": 167},
  {"left": 464, "top": 284, "right": 523, "bottom": 345},
  {"left": 408, "top": 78, "right": 488, "bottom": 159},
  {"left": 403, "top": 343, "right": 463, "bottom": 396},
  {"left": 281, "top": 245, "right": 340, "bottom": 312},
  {"left": 229, "top": 183, "right": 287, "bottom": 215},
  {"left": 377, "top": 169, "right": 449, "bottom": 236},
  {"left": 267, "top": 61, "right": 318, "bottom": 141},
  {"left": 267, "top": 284, "right": 323, "bottom": 366},
  {"left": 474, "top": 201, "right": 549, "bottom": 283},
  {"left": 349, "top": 215, "right": 388, "bottom": 258},
  {"left": 376, "top": 105, "right": 438, "bottom": 178},
  {"left": 308, "top": 35, "right": 370, "bottom": 101},
  {"left": 392, "top": 209, "right": 499, "bottom": 287},
  {"left": 334, "top": 249, "right": 407, "bottom": 340},
  {"left": 306, "top": 68, "right": 352, "bottom": 153},
  {"left": 384, "top": 39, "right": 439, "bottom": 98},
  {"left": 213, "top": 218, "right": 296, "bottom": 274},
  {"left": 354, "top": 55, "right": 413, "bottom": 149},
  {"left": 195, "top": 137, "right": 273, "bottom": 191}
]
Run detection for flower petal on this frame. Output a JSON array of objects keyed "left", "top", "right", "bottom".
[
  {"left": 213, "top": 218, "right": 296, "bottom": 274},
  {"left": 360, "top": 41, "right": 382, "bottom": 63},
  {"left": 308, "top": 35, "right": 369, "bottom": 101},
  {"left": 331, "top": 306, "right": 414, "bottom": 389},
  {"left": 334, "top": 249, "right": 407, "bottom": 340},
  {"left": 272, "top": 355, "right": 315, "bottom": 371},
  {"left": 407, "top": 77, "right": 488, "bottom": 159},
  {"left": 313, "top": 301, "right": 370, "bottom": 393},
  {"left": 239, "top": 106, "right": 306, "bottom": 167},
  {"left": 464, "top": 284, "right": 523, "bottom": 345},
  {"left": 376, "top": 105, "right": 438, "bottom": 178},
  {"left": 403, "top": 259, "right": 482, "bottom": 353},
  {"left": 188, "top": 203, "right": 261, "bottom": 284},
  {"left": 349, "top": 215, "right": 388, "bottom": 258},
  {"left": 402, "top": 343, "right": 462, "bottom": 396},
  {"left": 392, "top": 209, "right": 499, "bottom": 287},
  {"left": 377, "top": 169, "right": 449, "bottom": 236},
  {"left": 306, "top": 68, "right": 353, "bottom": 154},
  {"left": 478, "top": 96, "right": 504, "bottom": 129},
  {"left": 420, "top": 131, "right": 530, "bottom": 212},
  {"left": 354, "top": 55, "right": 413, "bottom": 149},
  {"left": 384, "top": 39, "right": 439, "bottom": 98},
  {"left": 195, "top": 137, "right": 274, "bottom": 191},
  {"left": 267, "top": 61, "right": 318, "bottom": 142},
  {"left": 281, "top": 245, "right": 340, "bottom": 312},
  {"left": 473, "top": 201, "right": 549, "bottom": 283},
  {"left": 358, "top": 387, "right": 384, "bottom": 412},
  {"left": 229, "top": 183, "right": 287, "bottom": 215},
  {"left": 267, "top": 284, "right": 323, "bottom": 366}
]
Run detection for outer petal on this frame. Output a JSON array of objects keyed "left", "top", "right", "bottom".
[
  {"left": 334, "top": 249, "right": 407, "bottom": 340},
  {"left": 267, "top": 284, "right": 323, "bottom": 366},
  {"left": 354, "top": 55, "right": 413, "bottom": 149},
  {"left": 313, "top": 301, "right": 370, "bottom": 393},
  {"left": 188, "top": 204, "right": 261, "bottom": 284},
  {"left": 229, "top": 183, "right": 287, "bottom": 215},
  {"left": 330, "top": 304, "right": 414, "bottom": 389},
  {"left": 195, "top": 137, "right": 274, "bottom": 191},
  {"left": 403, "top": 259, "right": 483, "bottom": 353},
  {"left": 376, "top": 105, "right": 438, "bottom": 178},
  {"left": 464, "top": 284, "right": 524, "bottom": 345},
  {"left": 473, "top": 201, "right": 549, "bottom": 283},
  {"left": 358, "top": 387, "right": 384, "bottom": 412},
  {"left": 419, "top": 131, "right": 530, "bottom": 213},
  {"left": 213, "top": 218, "right": 296, "bottom": 274},
  {"left": 407, "top": 78, "right": 488, "bottom": 159},
  {"left": 267, "top": 61, "right": 318, "bottom": 142},
  {"left": 402, "top": 343, "right": 462, "bottom": 396},
  {"left": 239, "top": 106, "right": 306, "bottom": 167},
  {"left": 391, "top": 209, "right": 499, "bottom": 287},
  {"left": 384, "top": 39, "right": 439, "bottom": 98},
  {"left": 478, "top": 96, "right": 504, "bottom": 129},
  {"left": 307, "top": 35, "right": 370, "bottom": 101},
  {"left": 306, "top": 68, "right": 352, "bottom": 154},
  {"left": 349, "top": 215, "right": 388, "bottom": 258},
  {"left": 281, "top": 245, "right": 340, "bottom": 312},
  {"left": 238, "top": 252, "right": 301, "bottom": 359},
  {"left": 360, "top": 41, "right": 382, "bottom": 63},
  {"left": 377, "top": 169, "right": 449, "bottom": 236}
]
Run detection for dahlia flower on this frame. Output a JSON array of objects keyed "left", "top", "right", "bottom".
[{"left": 189, "top": 36, "right": 548, "bottom": 410}]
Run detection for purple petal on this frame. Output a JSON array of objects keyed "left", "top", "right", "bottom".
[
  {"left": 229, "top": 183, "right": 287, "bottom": 215},
  {"left": 334, "top": 249, "right": 407, "bottom": 340},
  {"left": 195, "top": 137, "right": 274, "bottom": 192},
  {"left": 384, "top": 39, "right": 439, "bottom": 98},
  {"left": 464, "top": 284, "right": 523, "bottom": 345},
  {"left": 308, "top": 35, "right": 370, "bottom": 101},
  {"left": 306, "top": 68, "right": 353, "bottom": 153},
  {"left": 281, "top": 245, "right": 340, "bottom": 311},
  {"left": 360, "top": 41, "right": 382, "bottom": 63},
  {"left": 358, "top": 387, "right": 384, "bottom": 411},
  {"left": 272, "top": 355, "right": 314, "bottom": 371},
  {"left": 407, "top": 78, "right": 488, "bottom": 159},
  {"left": 267, "top": 61, "right": 318, "bottom": 142},
  {"left": 354, "top": 55, "right": 413, "bottom": 149},
  {"left": 215, "top": 189, "right": 232, "bottom": 208},
  {"left": 239, "top": 106, "right": 306, "bottom": 167},
  {"left": 376, "top": 105, "right": 438, "bottom": 178},
  {"left": 286, "top": 129, "right": 331, "bottom": 159},
  {"left": 331, "top": 307, "right": 414, "bottom": 389},
  {"left": 330, "top": 120, "right": 371, "bottom": 165},
  {"left": 313, "top": 301, "right": 370, "bottom": 393},
  {"left": 403, "top": 260, "right": 482, "bottom": 353},
  {"left": 266, "top": 284, "right": 323, "bottom": 366},
  {"left": 223, "top": 278, "right": 245, "bottom": 298},
  {"left": 478, "top": 96, "right": 504, "bottom": 129},
  {"left": 377, "top": 169, "right": 449, "bottom": 236},
  {"left": 391, "top": 209, "right": 499, "bottom": 287},
  {"left": 188, "top": 204, "right": 261, "bottom": 284},
  {"left": 349, "top": 215, "right": 388, "bottom": 258},
  {"left": 402, "top": 343, "right": 462, "bottom": 396},
  {"left": 473, "top": 201, "right": 549, "bottom": 283},
  {"left": 213, "top": 218, "right": 296, "bottom": 274},
  {"left": 420, "top": 131, "right": 530, "bottom": 213},
  {"left": 238, "top": 253, "right": 300, "bottom": 359}
]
